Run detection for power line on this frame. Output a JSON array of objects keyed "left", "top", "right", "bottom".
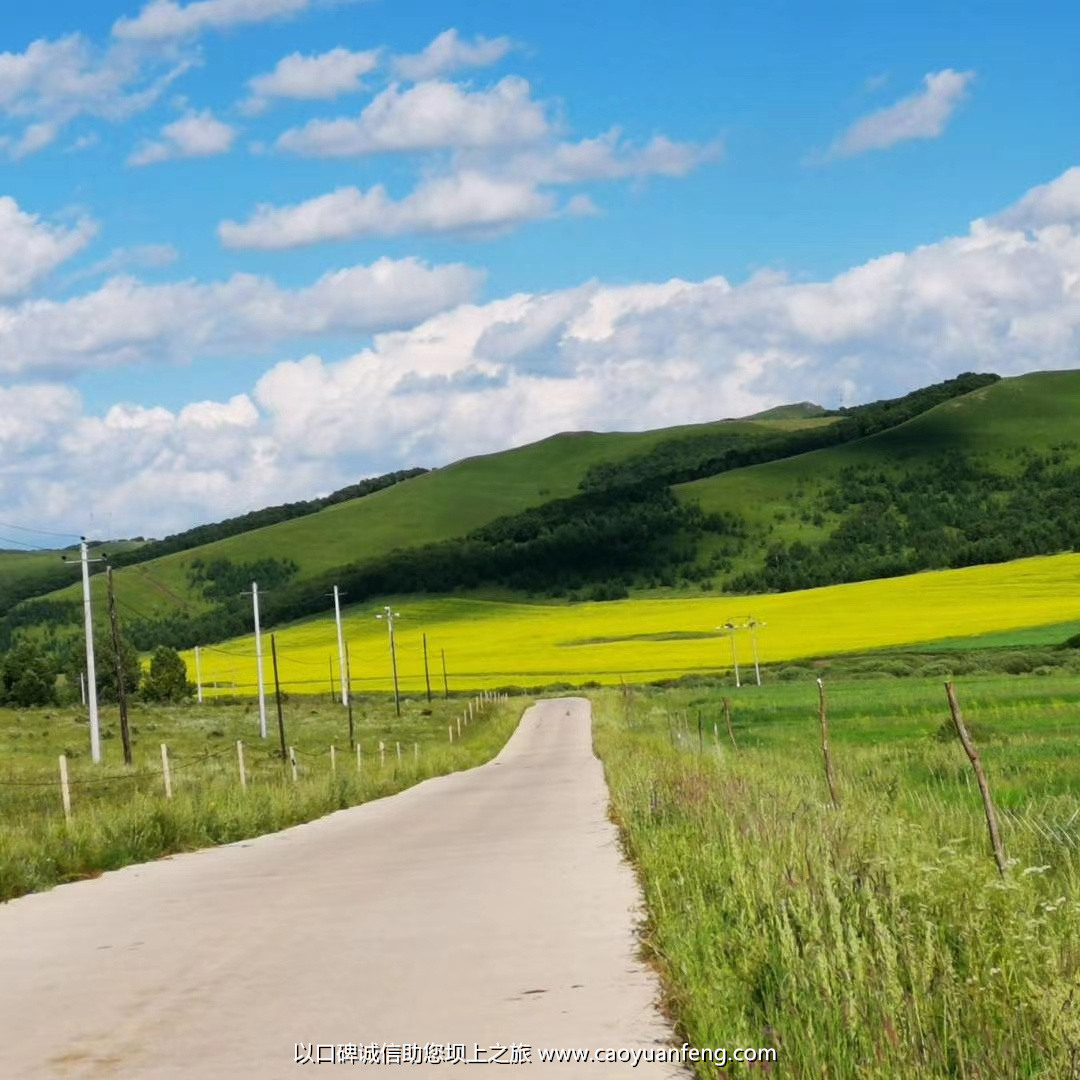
[{"left": 0, "top": 520, "right": 81, "bottom": 540}]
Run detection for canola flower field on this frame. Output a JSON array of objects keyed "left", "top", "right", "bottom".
[{"left": 182, "top": 552, "right": 1080, "bottom": 695}]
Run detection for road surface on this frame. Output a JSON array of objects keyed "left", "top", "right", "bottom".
[{"left": 0, "top": 698, "right": 684, "bottom": 1078}]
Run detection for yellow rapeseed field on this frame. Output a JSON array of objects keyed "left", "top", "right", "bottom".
[{"left": 184, "top": 553, "right": 1080, "bottom": 694}]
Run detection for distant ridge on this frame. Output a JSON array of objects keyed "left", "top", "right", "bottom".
[{"left": 747, "top": 401, "right": 828, "bottom": 420}]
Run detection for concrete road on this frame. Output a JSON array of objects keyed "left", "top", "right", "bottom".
[{"left": 0, "top": 698, "right": 684, "bottom": 1078}]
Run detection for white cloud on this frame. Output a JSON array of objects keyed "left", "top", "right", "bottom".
[
  {"left": 276, "top": 76, "right": 550, "bottom": 156},
  {"left": 993, "top": 167, "right": 1080, "bottom": 231},
  {"left": 0, "top": 196, "right": 97, "bottom": 298},
  {"left": 219, "top": 172, "right": 557, "bottom": 248},
  {"left": 0, "top": 257, "right": 482, "bottom": 376},
  {"left": 495, "top": 130, "right": 721, "bottom": 184},
  {"left": 68, "top": 242, "right": 179, "bottom": 283},
  {"left": 129, "top": 108, "right": 236, "bottom": 164},
  {"left": 393, "top": 29, "right": 512, "bottom": 82},
  {"left": 6, "top": 166, "right": 1080, "bottom": 535},
  {"left": 0, "top": 33, "right": 191, "bottom": 155},
  {"left": 113, "top": 0, "right": 324, "bottom": 42},
  {"left": 826, "top": 69, "right": 974, "bottom": 158},
  {"left": 223, "top": 130, "right": 717, "bottom": 248},
  {"left": 242, "top": 47, "right": 379, "bottom": 113}
]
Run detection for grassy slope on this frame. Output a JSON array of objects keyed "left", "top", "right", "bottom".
[
  {"left": 34, "top": 417, "right": 818, "bottom": 619},
  {"left": 680, "top": 370, "right": 1080, "bottom": 557}
]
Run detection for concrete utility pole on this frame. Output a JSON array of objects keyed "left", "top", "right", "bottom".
[
  {"left": 748, "top": 616, "right": 766, "bottom": 687},
  {"left": 719, "top": 622, "right": 742, "bottom": 688},
  {"left": 377, "top": 605, "right": 402, "bottom": 717},
  {"left": 64, "top": 539, "right": 103, "bottom": 763},
  {"left": 333, "top": 586, "right": 348, "bottom": 707},
  {"left": 247, "top": 582, "right": 268, "bottom": 738}
]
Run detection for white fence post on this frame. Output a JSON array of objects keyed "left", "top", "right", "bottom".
[
  {"left": 330, "top": 745, "right": 337, "bottom": 775},
  {"left": 289, "top": 747, "right": 298, "bottom": 783},
  {"left": 237, "top": 740, "right": 247, "bottom": 790}
]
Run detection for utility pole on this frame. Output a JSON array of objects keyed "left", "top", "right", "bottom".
[
  {"left": 194, "top": 645, "right": 203, "bottom": 704},
  {"left": 328, "top": 655, "right": 336, "bottom": 703},
  {"left": 105, "top": 566, "right": 133, "bottom": 766},
  {"left": 244, "top": 582, "right": 268, "bottom": 738},
  {"left": 344, "top": 641, "right": 355, "bottom": 750},
  {"left": 377, "top": 606, "right": 401, "bottom": 717},
  {"left": 748, "top": 616, "right": 766, "bottom": 687},
  {"left": 271, "top": 634, "right": 287, "bottom": 765},
  {"left": 718, "top": 622, "right": 742, "bottom": 688},
  {"left": 63, "top": 538, "right": 103, "bottom": 763},
  {"left": 422, "top": 633, "right": 432, "bottom": 703},
  {"left": 332, "top": 586, "right": 348, "bottom": 707}
]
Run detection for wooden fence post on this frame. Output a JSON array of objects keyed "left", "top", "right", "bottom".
[
  {"left": 330, "top": 745, "right": 336, "bottom": 775},
  {"left": 817, "top": 679, "right": 840, "bottom": 809},
  {"left": 946, "top": 681, "right": 1008, "bottom": 875},
  {"left": 58, "top": 754, "right": 72, "bottom": 824},
  {"left": 237, "top": 740, "right": 247, "bottom": 790},
  {"left": 723, "top": 696, "right": 738, "bottom": 751},
  {"left": 289, "top": 746, "right": 298, "bottom": 783},
  {"left": 161, "top": 744, "right": 173, "bottom": 799}
]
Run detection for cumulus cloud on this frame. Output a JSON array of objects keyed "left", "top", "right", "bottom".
[
  {"left": 276, "top": 76, "right": 550, "bottom": 156},
  {"left": 112, "top": 0, "right": 330, "bottom": 42},
  {"left": 223, "top": 130, "right": 717, "bottom": 248},
  {"left": 7, "top": 166, "right": 1080, "bottom": 535},
  {"left": 219, "top": 173, "right": 557, "bottom": 248},
  {"left": 0, "top": 257, "right": 483, "bottom": 376},
  {"left": 0, "top": 33, "right": 187, "bottom": 154},
  {"left": 826, "top": 69, "right": 974, "bottom": 158},
  {"left": 0, "top": 196, "right": 97, "bottom": 298},
  {"left": 993, "top": 167, "right": 1080, "bottom": 231},
  {"left": 392, "top": 29, "right": 512, "bottom": 82},
  {"left": 129, "top": 108, "right": 236, "bottom": 164},
  {"left": 242, "top": 47, "right": 380, "bottom": 113}
]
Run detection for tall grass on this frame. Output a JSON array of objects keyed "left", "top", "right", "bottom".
[
  {"left": 0, "top": 694, "right": 522, "bottom": 903},
  {"left": 594, "top": 677, "right": 1080, "bottom": 1079}
]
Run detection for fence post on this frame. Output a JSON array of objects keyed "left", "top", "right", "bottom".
[
  {"left": 414, "top": 742, "right": 419, "bottom": 764},
  {"left": 816, "top": 679, "right": 840, "bottom": 809},
  {"left": 330, "top": 745, "right": 336, "bottom": 775},
  {"left": 289, "top": 746, "right": 298, "bottom": 783},
  {"left": 356, "top": 744, "right": 362, "bottom": 772},
  {"left": 946, "top": 681, "right": 1008, "bottom": 875},
  {"left": 448, "top": 725, "right": 453, "bottom": 743},
  {"left": 58, "top": 754, "right": 72, "bottom": 824},
  {"left": 457, "top": 715, "right": 462, "bottom": 738},
  {"left": 723, "top": 696, "right": 738, "bottom": 751},
  {"left": 161, "top": 744, "right": 173, "bottom": 799},
  {"left": 379, "top": 741, "right": 385, "bottom": 768},
  {"left": 396, "top": 742, "right": 402, "bottom": 764},
  {"left": 237, "top": 740, "right": 247, "bottom": 790}
]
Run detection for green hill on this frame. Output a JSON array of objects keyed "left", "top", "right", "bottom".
[
  {"left": 8, "top": 369, "right": 1080, "bottom": 656},
  {"left": 680, "top": 370, "right": 1080, "bottom": 589},
  {"left": 17, "top": 414, "right": 822, "bottom": 627}
]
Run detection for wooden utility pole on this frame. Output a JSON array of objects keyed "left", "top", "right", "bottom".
[
  {"left": 105, "top": 566, "right": 132, "bottom": 765},
  {"left": 441, "top": 648, "right": 449, "bottom": 699},
  {"left": 817, "top": 678, "right": 840, "bottom": 809},
  {"left": 345, "top": 641, "right": 355, "bottom": 751},
  {"left": 946, "top": 681, "right": 1008, "bottom": 875},
  {"left": 422, "top": 633, "right": 433, "bottom": 703},
  {"left": 271, "top": 634, "right": 287, "bottom": 766}
]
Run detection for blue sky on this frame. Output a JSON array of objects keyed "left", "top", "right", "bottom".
[{"left": 0, "top": 0, "right": 1077, "bottom": 537}]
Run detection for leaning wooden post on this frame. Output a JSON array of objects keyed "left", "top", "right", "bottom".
[
  {"left": 457, "top": 715, "right": 462, "bottom": 738},
  {"left": 58, "top": 754, "right": 72, "bottom": 824},
  {"left": 160, "top": 744, "right": 173, "bottom": 799},
  {"left": 237, "top": 740, "right": 247, "bottom": 790},
  {"left": 723, "top": 696, "right": 738, "bottom": 751},
  {"left": 271, "top": 635, "right": 288, "bottom": 767},
  {"left": 816, "top": 679, "right": 840, "bottom": 809},
  {"left": 946, "top": 681, "right": 1008, "bottom": 876}
]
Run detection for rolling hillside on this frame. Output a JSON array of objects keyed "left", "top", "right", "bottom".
[
  {"left": 6, "top": 368, "right": 1080, "bottom": 656},
  {"left": 15, "top": 414, "right": 828, "bottom": 624}
]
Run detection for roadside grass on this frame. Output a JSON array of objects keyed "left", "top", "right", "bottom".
[
  {"left": 0, "top": 692, "right": 523, "bottom": 904},
  {"left": 594, "top": 674, "right": 1080, "bottom": 1078}
]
